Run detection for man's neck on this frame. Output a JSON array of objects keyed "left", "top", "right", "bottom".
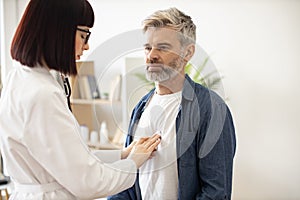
[{"left": 155, "top": 74, "right": 185, "bottom": 95}]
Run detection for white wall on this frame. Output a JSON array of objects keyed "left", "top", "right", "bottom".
[
  {"left": 0, "top": 0, "right": 28, "bottom": 84},
  {"left": 1, "top": 0, "right": 300, "bottom": 199}
]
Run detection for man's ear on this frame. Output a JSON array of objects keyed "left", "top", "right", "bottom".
[{"left": 183, "top": 44, "right": 195, "bottom": 62}]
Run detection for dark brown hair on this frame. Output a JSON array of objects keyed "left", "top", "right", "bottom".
[{"left": 11, "top": 0, "right": 94, "bottom": 75}]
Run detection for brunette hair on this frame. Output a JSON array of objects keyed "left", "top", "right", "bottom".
[
  {"left": 143, "top": 7, "right": 196, "bottom": 46},
  {"left": 11, "top": 0, "right": 94, "bottom": 75}
]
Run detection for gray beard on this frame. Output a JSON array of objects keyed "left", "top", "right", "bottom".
[
  {"left": 145, "top": 57, "right": 183, "bottom": 82},
  {"left": 146, "top": 66, "right": 178, "bottom": 82}
]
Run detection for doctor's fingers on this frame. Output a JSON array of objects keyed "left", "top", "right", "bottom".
[
  {"left": 136, "top": 133, "right": 161, "bottom": 144},
  {"left": 143, "top": 134, "right": 161, "bottom": 150},
  {"left": 136, "top": 137, "right": 149, "bottom": 144}
]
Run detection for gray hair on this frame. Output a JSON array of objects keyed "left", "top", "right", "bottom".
[{"left": 142, "top": 7, "right": 196, "bottom": 45}]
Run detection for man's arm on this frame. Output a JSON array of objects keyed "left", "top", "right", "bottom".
[{"left": 197, "top": 105, "right": 236, "bottom": 199}]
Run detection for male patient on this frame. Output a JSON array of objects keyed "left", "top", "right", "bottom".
[{"left": 109, "top": 7, "right": 236, "bottom": 200}]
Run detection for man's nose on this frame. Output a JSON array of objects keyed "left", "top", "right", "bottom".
[{"left": 146, "top": 48, "right": 159, "bottom": 62}]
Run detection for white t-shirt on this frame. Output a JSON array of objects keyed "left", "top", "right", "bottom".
[{"left": 134, "top": 91, "right": 182, "bottom": 200}]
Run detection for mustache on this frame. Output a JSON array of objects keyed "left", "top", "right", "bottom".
[
  {"left": 145, "top": 62, "right": 165, "bottom": 71},
  {"left": 146, "top": 63, "right": 163, "bottom": 68}
]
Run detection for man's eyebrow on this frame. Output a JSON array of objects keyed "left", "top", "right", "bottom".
[
  {"left": 157, "top": 43, "right": 172, "bottom": 47},
  {"left": 143, "top": 43, "right": 172, "bottom": 47}
]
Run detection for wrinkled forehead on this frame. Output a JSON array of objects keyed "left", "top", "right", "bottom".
[{"left": 144, "top": 27, "right": 181, "bottom": 46}]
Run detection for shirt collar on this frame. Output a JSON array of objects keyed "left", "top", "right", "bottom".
[
  {"left": 142, "top": 74, "right": 195, "bottom": 104},
  {"left": 182, "top": 74, "right": 195, "bottom": 101}
]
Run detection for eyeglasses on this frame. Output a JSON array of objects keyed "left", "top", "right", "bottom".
[{"left": 76, "top": 28, "right": 91, "bottom": 44}]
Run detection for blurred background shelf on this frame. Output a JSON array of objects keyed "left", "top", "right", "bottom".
[{"left": 70, "top": 61, "right": 124, "bottom": 147}]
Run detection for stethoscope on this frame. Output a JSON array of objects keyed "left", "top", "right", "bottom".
[{"left": 61, "top": 74, "right": 72, "bottom": 112}]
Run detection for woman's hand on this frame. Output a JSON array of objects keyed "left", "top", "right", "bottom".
[
  {"left": 127, "top": 133, "right": 161, "bottom": 168},
  {"left": 121, "top": 141, "right": 137, "bottom": 159}
]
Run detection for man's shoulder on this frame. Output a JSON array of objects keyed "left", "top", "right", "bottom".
[{"left": 192, "top": 81, "right": 225, "bottom": 106}]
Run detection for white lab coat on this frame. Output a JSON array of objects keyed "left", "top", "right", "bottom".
[{"left": 0, "top": 65, "right": 137, "bottom": 199}]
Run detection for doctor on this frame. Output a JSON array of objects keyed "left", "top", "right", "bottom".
[{"left": 0, "top": 0, "right": 160, "bottom": 199}]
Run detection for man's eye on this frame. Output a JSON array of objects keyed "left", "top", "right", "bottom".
[
  {"left": 81, "top": 35, "right": 86, "bottom": 40},
  {"left": 145, "top": 47, "right": 151, "bottom": 51}
]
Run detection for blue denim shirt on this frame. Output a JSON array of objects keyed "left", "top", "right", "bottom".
[{"left": 108, "top": 75, "right": 236, "bottom": 200}]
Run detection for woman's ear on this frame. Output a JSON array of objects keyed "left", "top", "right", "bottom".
[{"left": 184, "top": 44, "right": 195, "bottom": 62}]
